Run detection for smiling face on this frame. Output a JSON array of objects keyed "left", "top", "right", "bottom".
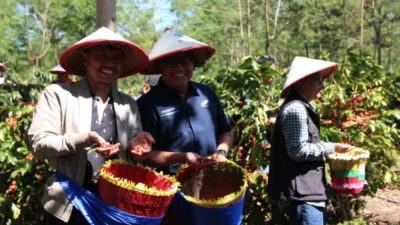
[
  {"left": 83, "top": 45, "right": 124, "bottom": 88},
  {"left": 159, "top": 52, "right": 194, "bottom": 96}
]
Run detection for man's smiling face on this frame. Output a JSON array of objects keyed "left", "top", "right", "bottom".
[
  {"left": 160, "top": 52, "right": 194, "bottom": 96},
  {"left": 83, "top": 45, "right": 124, "bottom": 86}
]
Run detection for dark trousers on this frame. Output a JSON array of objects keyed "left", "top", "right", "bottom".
[
  {"left": 271, "top": 202, "right": 326, "bottom": 225},
  {"left": 43, "top": 208, "right": 89, "bottom": 225}
]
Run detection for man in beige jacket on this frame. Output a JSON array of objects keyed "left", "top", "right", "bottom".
[{"left": 28, "top": 27, "right": 154, "bottom": 225}]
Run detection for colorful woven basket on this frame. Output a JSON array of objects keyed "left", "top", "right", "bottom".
[
  {"left": 327, "top": 148, "right": 370, "bottom": 195},
  {"left": 98, "top": 160, "right": 179, "bottom": 217}
]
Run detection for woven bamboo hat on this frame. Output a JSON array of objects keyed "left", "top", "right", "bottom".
[
  {"left": 281, "top": 56, "right": 339, "bottom": 98},
  {"left": 60, "top": 27, "right": 149, "bottom": 78},
  {"left": 142, "top": 28, "right": 216, "bottom": 74},
  {"left": 0, "top": 63, "right": 7, "bottom": 73},
  {"left": 49, "top": 64, "right": 69, "bottom": 74}
]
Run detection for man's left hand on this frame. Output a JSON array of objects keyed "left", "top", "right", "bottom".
[
  {"left": 130, "top": 132, "right": 155, "bottom": 158},
  {"left": 211, "top": 150, "right": 227, "bottom": 162}
]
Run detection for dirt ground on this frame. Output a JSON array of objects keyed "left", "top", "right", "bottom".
[
  {"left": 362, "top": 186, "right": 400, "bottom": 225},
  {"left": 360, "top": 157, "right": 400, "bottom": 225}
]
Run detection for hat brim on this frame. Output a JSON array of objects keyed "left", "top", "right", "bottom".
[
  {"left": 50, "top": 70, "right": 69, "bottom": 74},
  {"left": 60, "top": 40, "right": 149, "bottom": 78},
  {"left": 280, "top": 64, "right": 338, "bottom": 98},
  {"left": 141, "top": 45, "right": 215, "bottom": 75}
]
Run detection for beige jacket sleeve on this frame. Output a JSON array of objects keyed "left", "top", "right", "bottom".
[{"left": 28, "top": 84, "right": 89, "bottom": 161}]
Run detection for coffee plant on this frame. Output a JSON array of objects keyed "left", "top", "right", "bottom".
[
  {"left": 201, "top": 50, "right": 399, "bottom": 224},
  {"left": 0, "top": 74, "right": 53, "bottom": 224},
  {"left": 200, "top": 56, "right": 281, "bottom": 224},
  {"left": 319, "top": 49, "right": 400, "bottom": 222},
  {"left": 0, "top": 50, "right": 398, "bottom": 224}
]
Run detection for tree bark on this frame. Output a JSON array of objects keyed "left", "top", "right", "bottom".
[
  {"left": 343, "top": 0, "right": 348, "bottom": 50},
  {"left": 238, "top": 0, "right": 245, "bottom": 57},
  {"left": 153, "top": 0, "right": 157, "bottom": 43},
  {"left": 96, "top": 0, "right": 117, "bottom": 31},
  {"left": 264, "top": 0, "right": 270, "bottom": 55},
  {"left": 272, "top": 0, "right": 282, "bottom": 39},
  {"left": 25, "top": 0, "right": 54, "bottom": 75},
  {"left": 360, "top": 0, "right": 364, "bottom": 54},
  {"left": 246, "top": 0, "right": 251, "bottom": 55}
]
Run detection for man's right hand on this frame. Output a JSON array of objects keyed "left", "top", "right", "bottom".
[
  {"left": 86, "top": 131, "right": 119, "bottom": 157},
  {"left": 334, "top": 143, "right": 353, "bottom": 153},
  {"left": 185, "top": 152, "right": 217, "bottom": 169}
]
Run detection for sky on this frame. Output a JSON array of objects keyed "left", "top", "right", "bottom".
[{"left": 137, "top": 0, "right": 177, "bottom": 31}]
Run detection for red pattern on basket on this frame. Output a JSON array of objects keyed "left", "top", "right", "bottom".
[
  {"left": 98, "top": 163, "right": 176, "bottom": 217},
  {"left": 331, "top": 175, "right": 367, "bottom": 195}
]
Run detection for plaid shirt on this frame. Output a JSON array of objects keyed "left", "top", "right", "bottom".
[{"left": 279, "top": 96, "right": 335, "bottom": 208}]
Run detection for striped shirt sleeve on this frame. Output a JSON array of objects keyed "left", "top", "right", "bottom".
[{"left": 280, "top": 102, "right": 334, "bottom": 162}]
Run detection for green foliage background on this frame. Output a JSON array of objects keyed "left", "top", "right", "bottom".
[{"left": 0, "top": 0, "right": 399, "bottom": 224}]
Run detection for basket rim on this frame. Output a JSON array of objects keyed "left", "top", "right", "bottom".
[
  {"left": 100, "top": 159, "right": 179, "bottom": 197},
  {"left": 176, "top": 159, "right": 248, "bottom": 207},
  {"left": 328, "top": 148, "right": 370, "bottom": 161}
]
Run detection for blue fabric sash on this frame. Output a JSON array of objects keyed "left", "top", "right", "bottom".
[
  {"left": 169, "top": 191, "right": 244, "bottom": 225},
  {"left": 54, "top": 171, "right": 163, "bottom": 225}
]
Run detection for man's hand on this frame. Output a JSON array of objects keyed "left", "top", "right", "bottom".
[
  {"left": 334, "top": 143, "right": 353, "bottom": 153},
  {"left": 185, "top": 152, "right": 217, "bottom": 169},
  {"left": 211, "top": 151, "right": 227, "bottom": 163},
  {"left": 86, "top": 131, "right": 119, "bottom": 157},
  {"left": 130, "top": 132, "right": 155, "bottom": 158}
]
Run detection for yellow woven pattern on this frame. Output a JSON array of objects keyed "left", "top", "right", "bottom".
[
  {"left": 329, "top": 159, "right": 367, "bottom": 171},
  {"left": 177, "top": 160, "right": 248, "bottom": 208},
  {"left": 99, "top": 159, "right": 179, "bottom": 197},
  {"left": 328, "top": 148, "right": 369, "bottom": 171}
]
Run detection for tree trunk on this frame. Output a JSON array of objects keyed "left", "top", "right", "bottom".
[
  {"left": 387, "top": 20, "right": 393, "bottom": 73},
  {"left": 25, "top": 0, "right": 54, "bottom": 75},
  {"left": 264, "top": 0, "right": 269, "bottom": 55},
  {"left": 96, "top": 0, "right": 117, "bottom": 31},
  {"left": 246, "top": 0, "right": 251, "bottom": 56},
  {"left": 360, "top": 0, "right": 364, "bottom": 54},
  {"left": 238, "top": 0, "right": 245, "bottom": 57},
  {"left": 375, "top": 5, "right": 382, "bottom": 65},
  {"left": 153, "top": 0, "right": 157, "bottom": 43},
  {"left": 272, "top": 0, "right": 282, "bottom": 40},
  {"left": 343, "top": 0, "right": 348, "bottom": 50}
]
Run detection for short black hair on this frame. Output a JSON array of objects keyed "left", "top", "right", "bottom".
[{"left": 256, "top": 56, "right": 275, "bottom": 65}]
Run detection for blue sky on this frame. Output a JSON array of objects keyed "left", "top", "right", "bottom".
[{"left": 137, "top": 0, "right": 177, "bottom": 31}]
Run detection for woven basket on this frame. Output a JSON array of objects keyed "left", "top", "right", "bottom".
[
  {"left": 175, "top": 160, "right": 248, "bottom": 208},
  {"left": 98, "top": 160, "right": 179, "bottom": 217},
  {"left": 327, "top": 148, "right": 369, "bottom": 195}
]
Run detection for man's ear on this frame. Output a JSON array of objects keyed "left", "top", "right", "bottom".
[{"left": 142, "top": 84, "right": 151, "bottom": 94}]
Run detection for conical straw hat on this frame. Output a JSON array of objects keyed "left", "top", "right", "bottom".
[
  {"left": 49, "top": 64, "right": 68, "bottom": 74},
  {"left": 142, "top": 28, "right": 216, "bottom": 74},
  {"left": 0, "top": 63, "right": 7, "bottom": 73},
  {"left": 281, "top": 56, "right": 339, "bottom": 98},
  {"left": 60, "top": 27, "right": 149, "bottom": 78}
]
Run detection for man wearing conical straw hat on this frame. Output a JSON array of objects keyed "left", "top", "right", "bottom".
[
  {"left": 137, "top": 28, "right": 233, "bottom": 224},
  {"left": 49, "top": 64, "right": 74, "bottom": 84},
  {"left": 268, "top": 56, "right": 353, "bottom": 224},
  {"left": 28, "top": 27, "right": 155, "bottom": 224},
  {"left": 138, "top": 28, "right": 233, "bottom": 174}
]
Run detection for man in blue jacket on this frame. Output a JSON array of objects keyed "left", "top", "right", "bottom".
[{"left": 138, "top": 28, "right": 233, "bottom": 175}]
